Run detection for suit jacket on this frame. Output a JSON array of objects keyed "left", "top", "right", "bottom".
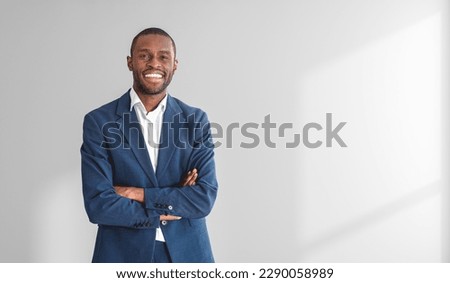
[{"left": 81, "top": 90, "right": 218, "bottom": 263}]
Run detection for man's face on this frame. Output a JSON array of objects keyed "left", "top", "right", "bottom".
[{"left": 127, "top": 34, "right": 178, "bottom": 96}]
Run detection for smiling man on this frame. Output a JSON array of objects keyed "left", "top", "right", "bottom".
[{"left": 81, "top": 28, "right": 218, "bottom": 263}]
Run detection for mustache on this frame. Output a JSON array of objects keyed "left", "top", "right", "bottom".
[{"left": 143, "top": 68, "right": 166, "bottom": 74}]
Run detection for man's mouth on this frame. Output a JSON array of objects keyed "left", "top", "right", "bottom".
[{"left": 144, "top": 71, "right": 164, "bottom": 79}]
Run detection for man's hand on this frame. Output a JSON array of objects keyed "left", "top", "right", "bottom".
[
  {"left": 160, "top": 215, "right": 182, "bottom": 221},
  {"left": 179, "top": 168, "right": 198, "bottom": 186},
  {"left": 159, "top": 169, "right": 198, "bottom": 221}
]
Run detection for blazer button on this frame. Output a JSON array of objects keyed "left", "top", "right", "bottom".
[
  {"left": 168, "top": 205, "right": 173, "bottom": 210},
  {"left": 161, "top": 220, "right": 167, "bottom": 226}
]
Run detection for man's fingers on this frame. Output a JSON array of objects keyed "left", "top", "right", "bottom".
[
  {"left": 184, "top": 170, "right": 195, "bottom": 182},
  {"left": 160, "top": 215, "right": 182, "bottom": 221},
  {"left": 185, "top": 172, "right": 198, "bottom": 186},
  {"left": 179, "top": 168, "right": 198, "bottom": 186}
]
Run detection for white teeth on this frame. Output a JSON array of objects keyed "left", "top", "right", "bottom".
[{"left": 145, "top": 73, "right": 163, "bottom": 78}]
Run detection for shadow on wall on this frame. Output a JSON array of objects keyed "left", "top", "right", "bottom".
[
  {"left": 295, "top": 181, "right": 442, "bottom": 261},
  {"left": 293, "top": 11, "right": 445, "bottom": 261},
  {"left": 206, "top": 1, "right": 446, "bottom": 262},
  {"left": 30, "top": 172, "right": 95, "bottom": 262}
]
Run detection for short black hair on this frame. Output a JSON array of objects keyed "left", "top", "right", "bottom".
[{"left": 130, "top": 27, "right": 176, "bottom": 57}]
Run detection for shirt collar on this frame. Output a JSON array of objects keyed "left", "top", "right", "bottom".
[{"left": 129, "top": 87, "right": 168, "bottom": 114}]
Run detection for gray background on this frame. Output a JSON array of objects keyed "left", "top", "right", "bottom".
[{"left": 0, "top": 0, "right": 449, "bottom": 262}]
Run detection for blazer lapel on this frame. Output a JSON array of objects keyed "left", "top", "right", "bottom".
[
  {"left": 156, "top": 95, "right": 182, "bottom": 180},
  {"left": 115, "top": 91, "right": 158, "bottom": 187}
]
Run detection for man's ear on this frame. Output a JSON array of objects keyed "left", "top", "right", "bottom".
[
  {"left": 127, "top": 56, "right": 133, "bottom": 71},
  {"left": 173, "top": 59, "right": 178, "bottom": 71}
]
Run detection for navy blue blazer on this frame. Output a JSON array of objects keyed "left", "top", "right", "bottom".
[{"left": 81, "top": 91, "right": 218, "bottom": 263}]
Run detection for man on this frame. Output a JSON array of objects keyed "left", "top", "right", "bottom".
[{"left": 81, "top": 27, "right": 218, "bottom": 263}]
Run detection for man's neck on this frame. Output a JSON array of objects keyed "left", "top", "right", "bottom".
[{"left": 136, "top": 92, "right": 166, "bottom": 113}]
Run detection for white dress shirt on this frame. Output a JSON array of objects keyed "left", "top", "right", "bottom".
[{"left": 130, "top": 88, "right": 167, "bottom": 242}]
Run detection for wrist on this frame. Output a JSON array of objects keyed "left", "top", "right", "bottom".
[
  {"left": 133, "top": 187, "right": 144, "bottom": 203},
  {"left": 122, "top": 186, "right": 144, "bottom": 203}
]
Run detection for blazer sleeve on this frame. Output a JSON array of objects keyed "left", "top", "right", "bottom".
[
  {"left": 144, "top": 111, "right": 219, "bottom": 219},
  {"left": 81, "top": 113, "right": 159, "bottom": 229}
]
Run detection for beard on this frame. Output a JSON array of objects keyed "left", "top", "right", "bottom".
[{"left": 133, "top": 70, "right": 174, "bottom": 96}]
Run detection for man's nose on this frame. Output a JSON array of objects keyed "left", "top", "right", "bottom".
[{"left": 146, "top": 56, "right": 161, "bottom": 68}]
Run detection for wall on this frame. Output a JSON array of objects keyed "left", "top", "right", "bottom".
[{"left": 0, "top": 0, "right": 448, "bottom": 262}]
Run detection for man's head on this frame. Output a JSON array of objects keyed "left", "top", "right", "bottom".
[{"left": 127, "top": 28, "right": 178, "bottom": 96}]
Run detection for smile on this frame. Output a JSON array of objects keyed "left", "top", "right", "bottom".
[{"left": 144, "top": 73, "right": 164, "bottom": 79}]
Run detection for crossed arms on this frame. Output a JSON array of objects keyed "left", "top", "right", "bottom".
[
  {"left": 81, "top": 110, "right": 218, "bottom": 229},
  {"left": 114, "top": 169, "right": 198, "bottom": 221}
]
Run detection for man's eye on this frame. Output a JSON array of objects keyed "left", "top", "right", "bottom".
[
  {"left": 160, "top": 55, "right": 169, "bottom": 60},
  {"left": 138, "top": 54, "right": 150, "bottom": 60}
]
